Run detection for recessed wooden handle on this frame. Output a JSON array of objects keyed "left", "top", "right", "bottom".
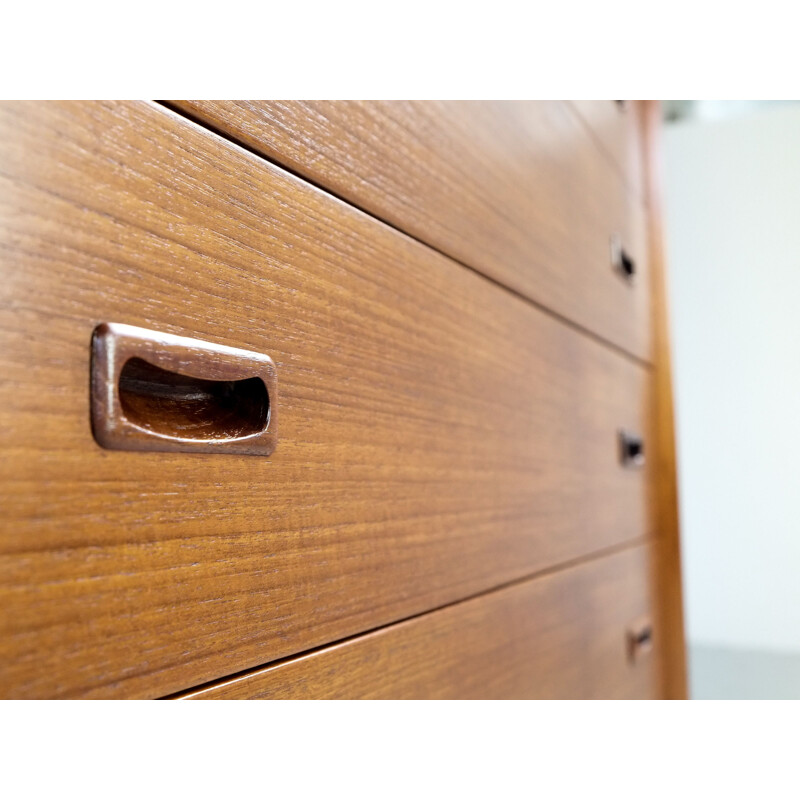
[
  {"left": 618, "top": 430, "right": 645, "bottom": 468},
  {"left": 91, "top": 323, "right": 277, "bottom": 456},
  {"left": 627, "top": 618, "right": 654, "bottom": 663},
  {"left": 610, "top": 234, "right": 636, "bottom": 282}
]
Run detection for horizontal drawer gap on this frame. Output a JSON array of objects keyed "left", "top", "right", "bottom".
[
  {"left": 158, "top": 101, "right": 652, "bottom": 370},
  {"left": 166, "top": 535, "right": 651, "bottom": 699}
]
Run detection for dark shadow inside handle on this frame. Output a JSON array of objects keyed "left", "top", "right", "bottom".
[
  {"left": 628, "top": 621, "right": 654, "bottom": 662},
  {"left": 617, "top": 247, "right": 635, "bottom": 280},
  {"left": 119, "top": 357, "right": 270, "bottom": 441},
  {"left": 633, "top": 627, "right": 652, "bottom": 648},
  {"left": 619, "top": 430, "right": 645, "bottom": 467},
  {"left": 611, "top": 235, "right": 636, "bottom": 283}
]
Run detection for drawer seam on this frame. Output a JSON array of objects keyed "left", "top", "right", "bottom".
[
  {"left": 156, "top": 100, "right": 652, "bottom": 371},
  {"left": 165, "top": 533, "right": 653, "bottom": 699}
]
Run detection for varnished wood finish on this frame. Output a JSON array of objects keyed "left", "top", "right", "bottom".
[
  {"left": 180, "top": 544, "right": 662, "bottom": 699},
  {"left": 570, "top": 101, "right": 646, "bottom": 202},
  {"left": 172, "top": 100, "right": 653, "bottom": 362},
  {"left": 642, "top": 101, "right": 688, "bottom": 698},
  {"left": 91, "top": 322, "right": 278, "bottom": 456},
  {"left": 0, "top": 102, "right": 654, "bottom": 699}
]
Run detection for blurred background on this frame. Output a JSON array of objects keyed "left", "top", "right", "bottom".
[{"left": 662, "top": 100, "right": 800, "bottom": 698}]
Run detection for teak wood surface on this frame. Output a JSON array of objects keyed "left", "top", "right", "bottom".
[
  {"left": 570, "top": 101, "right": 646, "bottom": 203},
  {"left": 173, "top": 100, "right": 653, "bottom": 363},
  {"left": 180, "top": 543, "right": 662, "bottom": 699},
  {"left": 642, "top": 101, "right": 688, "bottom": 698},
  {"left": 0, "top": 101, "right": 657, "bottom": 698}
]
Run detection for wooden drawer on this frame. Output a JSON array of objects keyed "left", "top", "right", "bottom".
[
  {"left": 570, "top": 101, "right": 646, "bottom": 201},
  {"left": 0, "top": 102, "right": 654, "bottom": 699},
  {"left": 174, "top": 101, "right": 653, "bottom": 362},
  {"left": 180, "top": 544, "right": 663, "bottom": 699}
]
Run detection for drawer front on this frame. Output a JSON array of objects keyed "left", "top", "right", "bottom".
[
  {"left": 182, "top": 544, "right": 663, "bottom": 699},
  {"left": 0, "top": 102, "right": 653, "bottom": 699},
  {"left": 174, "top": 100, "right": 653, "bottom": 362},
  {"left": 570, "top": 101, "right": 646, "bottom": 201}
]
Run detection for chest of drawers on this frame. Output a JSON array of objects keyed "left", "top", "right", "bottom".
[{"left": 0, "top": 100, "right": 686, "bottom": 698}]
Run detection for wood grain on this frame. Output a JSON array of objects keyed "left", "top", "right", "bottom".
[
  {"left": 171, "top": 100, "right": 653, "bottom": 362},
  {"left": 642, "top": 101, "right": 688, "bottom": 698},
  {"left": 180, "top": 543, "right": 663, "bottom": 699},
  {"left": 0, "top": 101, "right": 655, "bottom": 699},
  {"left": 570, "top": 101, "right": 646, "bottom": 202}
]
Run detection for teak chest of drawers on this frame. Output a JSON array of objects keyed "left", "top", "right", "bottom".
[{"left": 0, "top": 100, "right": 686, "bottom": 699}]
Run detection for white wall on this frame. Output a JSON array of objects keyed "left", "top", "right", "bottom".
[{"left": 663, "top": 104, "right": 800, "bottom": 656}]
